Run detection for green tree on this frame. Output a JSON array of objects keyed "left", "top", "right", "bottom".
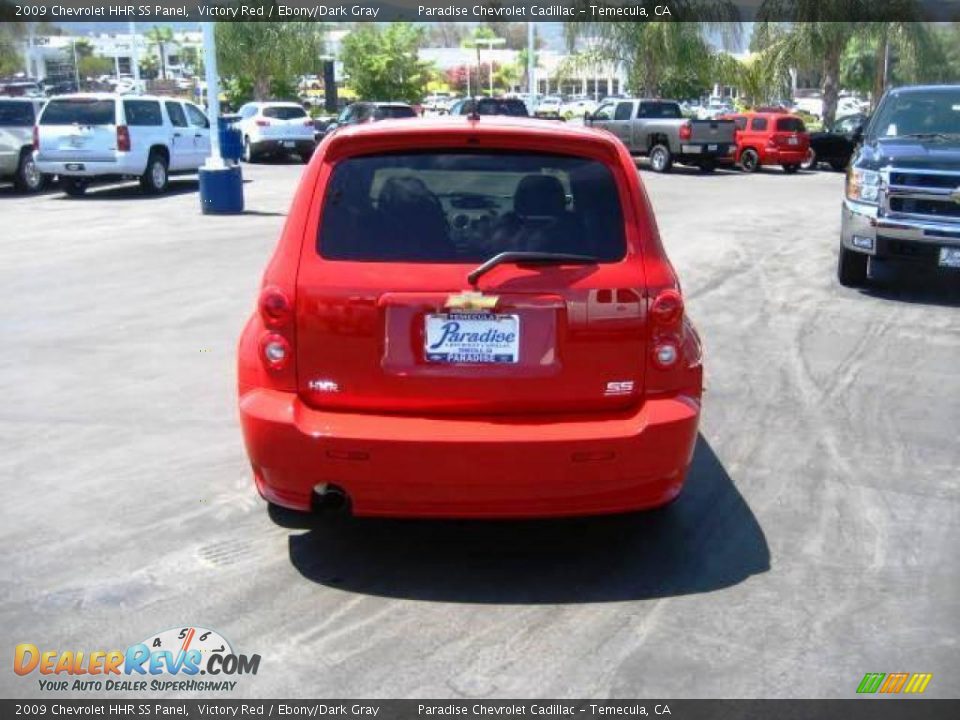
[
  {"left": 721, "top": 52, "right": 790, "bottom": 107},
  {"left": 566, "top": 1, "right": 741, "bottom": 97},
  {"left": 341, "top": 23, "right": 432, "bottom": 103},
  {"left": 144, "top": 25, "right": 177, "bottom": 80},
  {"left": 216, "top": 20, "right": 326, "bottom": 101},
  {"left": 756, "top": 1, "right": 927, "bottom": 125}
]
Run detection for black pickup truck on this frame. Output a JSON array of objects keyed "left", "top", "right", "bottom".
[{"left": 840, "top": 85, "right": 960, "bottom": 287}]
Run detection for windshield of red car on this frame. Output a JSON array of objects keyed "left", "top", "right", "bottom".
[{"left": 318, "top": 151, "right": 626, "bottom": 263}]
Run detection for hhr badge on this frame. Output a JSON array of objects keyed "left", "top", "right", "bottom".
[{"left": 308, "top": 379, "right": 340, "bottom": 393}]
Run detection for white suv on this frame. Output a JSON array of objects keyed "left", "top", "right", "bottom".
[
  {"left": 34, "top": 93, "right": 211, "bottom": 196},
  {"left": 235, "top": 102, "right": 316, "bottom": 163}
]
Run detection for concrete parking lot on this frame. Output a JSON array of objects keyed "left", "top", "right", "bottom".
[{"left": 1, "top": 161, "right": 958, "bottom": 698}]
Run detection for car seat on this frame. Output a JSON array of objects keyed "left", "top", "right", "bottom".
[{"left": 376, "top": 176, "right": 455, "bottom": 260}]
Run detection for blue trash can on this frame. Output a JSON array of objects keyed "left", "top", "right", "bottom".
[
  {"left": 199, "top": 165, "right": 244, "bottom": 215},
  {"left": 218, "top": 115, "right": 243, "bottom": 165}
]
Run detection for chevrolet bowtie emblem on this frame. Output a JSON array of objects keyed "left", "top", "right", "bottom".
[{"left": 445, "top": 291, "right": 499, "bottom": 310}]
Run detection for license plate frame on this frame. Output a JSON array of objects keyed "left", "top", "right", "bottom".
[
  {"left": 788, "top": 136, "right": 799, "bottom": 146},
  {"left": 282, "top": 140, "right": 295, "bottom": 148},
  {"left": 424, "top": 312, "right": 520, "bottom": 365},
  {"left": 938, "top": 246, "right": 960, "bottom": 268}
]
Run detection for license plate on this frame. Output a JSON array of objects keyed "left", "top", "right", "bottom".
[
  {"left": 424, "top": 313, "right": 520, "bottom": 364},
  {"left": 788, "top": 136, "right": 799, "bottom": 145},
  {"left": 708, "top": 144, "right": 718, "bottom": 151},
  {"left": 282, "top": 141, "right": 295, "bottom": 148},
  {"left": 939, "top": 247, "right": 960, "bottom": 268}
]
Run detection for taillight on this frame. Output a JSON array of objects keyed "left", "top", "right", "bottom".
[
  {"left": 117, "top": 125, "right": 131, "bottom": 152},
  {"left": 679, "top": 122, "right": 692, "bottom": 141},
  {"left": 255, "top": 119, "right": 270, "bottom": 127},
  {"left": 647, "top": 288, "right": 701, "bottom": 396},
  {"left": 650, "top": 289, "right": 684, "bottom": 327},
  {"left": 32, "top": 126, "right": 39, "bottom": 152},
  {"left": 259, "top": 286, "right": 292, "bottom": 328},
  {"left": 259, "top": 333, "right": 291, "bottom": 371}
]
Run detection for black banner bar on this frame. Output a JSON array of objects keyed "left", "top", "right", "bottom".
[
  {"left": 2, "top": 0, "right": 960, "bottom": 23},
  {"left": 3, "top": 700, "right": 960, "bottom": 720}
]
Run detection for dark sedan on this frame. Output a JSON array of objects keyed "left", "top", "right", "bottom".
[{"left": 803, "top": 113, "right": 868, "bottom": 171}]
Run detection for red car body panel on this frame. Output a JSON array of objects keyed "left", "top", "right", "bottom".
[
  {"left": 237, "top": 116, "right": 703, "bottom": 518},
  {"left": 723, "top": 111, "right": 811, "bottom": 168}
]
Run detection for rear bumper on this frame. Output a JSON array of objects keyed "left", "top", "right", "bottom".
[
  {"left": 239, "top": 390, "right": 701, "bottom": 518},
  {"left": 762, "top": 148, "right": 807, "bottom": 165},
  {"left": 678, "top": 144, "right": 735, "bottom": 161},
  {"left": 251, "top": 138, "right": 315, "bottom": 154},
  {"left": 35, "top": 156, "right": 139, "bottom": 178}
]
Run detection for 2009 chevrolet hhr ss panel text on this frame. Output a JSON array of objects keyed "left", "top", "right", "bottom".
[{"left": 237, "top": 115, "right": 703, "bottom": 518}]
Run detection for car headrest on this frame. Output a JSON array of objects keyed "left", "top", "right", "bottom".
[{"left": 514, "top": 175, "right": 566, "bottom": 218}]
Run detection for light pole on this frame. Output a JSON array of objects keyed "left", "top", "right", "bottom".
[
  {"left": 470, "top": 37, "right": 505, "bottom": 97},
  {"left": 527, "top": 23, "right": 537, "bottom": 111},
  {"left": 129, "top": 21, "right": 140, "bottom": 92},
  {"left": 197, "top": 21, "right": 244, "bottom": 214}
]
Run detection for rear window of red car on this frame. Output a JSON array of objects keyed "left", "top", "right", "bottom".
[
  {"left": 776, "top": 117, "right": 806, "bottom": 132},
  {"left": 318, "top": 151, "right": 626, "bottom": 263}
]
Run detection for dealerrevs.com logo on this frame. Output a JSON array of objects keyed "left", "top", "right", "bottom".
[{"left": 14, "top": 626, "right": 260, "bottom": 693}]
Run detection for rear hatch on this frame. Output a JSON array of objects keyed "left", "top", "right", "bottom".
[
  {"left": 0, "top": 100, "right": 36, "bottom": 160},
  {"left": 36, "top": 97, "right": 117, "bottom": 162},
  {"left": 259, "top": 105, "right": 314, "bottom": 141},
  {"left": 296, "top": 148, "right": 648, "bottom": 415},
  {"left": 689, "top": 119, "right": 737, "bottom": 145},
  {"left": 773, "top": 116, "right": 809, "bottom": 149}
]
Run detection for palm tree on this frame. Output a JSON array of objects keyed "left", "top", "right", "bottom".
[
  {"left": 864, "top": 21, "right": 935, "bottom": 107},
  {"left": 566, "top": 1, "right": 741, "bottom": 97},
  {"left": 756, "top": 1, "right": 927, "bottom": 126},
  {"left": 144, "top": 25, "right": 177, "bottom": 80},
  {"left": 715, "top": 52, "right": 788, "bottom": 108}
]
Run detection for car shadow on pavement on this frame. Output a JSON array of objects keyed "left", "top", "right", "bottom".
[
  {"left": 53, "top": 178, "right": 200, "bottom": 200},
  {"left": 275, "top": 434, "right": 770, "bottom": 603},
  {"left": 860, "top": 265, "right": 960, "bottom": 307}
]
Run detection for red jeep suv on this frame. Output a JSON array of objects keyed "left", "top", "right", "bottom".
[
  {"left": 238, "top": 116, "right": 703, "bottom": 518},
  {"left": 722, "top": 110, "right": 810, "bottom": 173}
]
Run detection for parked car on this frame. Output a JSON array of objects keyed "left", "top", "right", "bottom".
[
  {"left": 803, "top": 113, "right": 868, "bottom": 171},
  {"left": 236, "top": 101, "right": 316, "bottom": 163},
  {"left": 447, "top": 97, "right": 529, "bottom": 117},
  {"left": 721, "top": 110, "right": 810, "bottom": 173},
  {"left": 323, "top": 101, "right": 418, "bottom": 135},
  {"left": 839, "top": 84, "right": 960, "bottom": 287},
  {"left": 534, "top": 96, "right": 564, "bottom": 118},
  {"left": 0, "top": 97, "right": 48, "bottom": 192},
  {"left": 561, "top": 97, "right": 598, "bottom": 119},
  {"left": 422, "top": 93, "right": 453, "bottom": 113},
  {"left": 34, "top": 93, "right": 211, "bottom": 196},
  {"left": 586, "top": 98, "right": 737, "bottom": 172},
  {"left": 698, "top": 98, "right": 734, "bottom": 120},
  {"left": 237, "top": 115, "right": 703, "bottom": 518}
]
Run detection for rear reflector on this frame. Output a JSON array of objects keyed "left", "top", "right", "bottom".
[
  {"left": 255, "top": 119, "right": 270, "bottom": 127},
  {"left": 653, "top": 340, "right": 680, "bottom": 368},
  {"left": 260, "top": 333, "right": 291, "bottom": 370}
]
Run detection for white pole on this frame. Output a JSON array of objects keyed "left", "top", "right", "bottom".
[
  {"left": 201, "top": 22, "right": 224, "bottom": 169},
  {"left": 72, "top": 39, "right": 80, "bottom": 90},
  {"left": 129, "top": 21, "right": 140, "bottom": 92}
]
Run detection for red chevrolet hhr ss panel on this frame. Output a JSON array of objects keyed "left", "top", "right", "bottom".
[{"left": 237, "top": 115, "right": 703, "bottom": 518}]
